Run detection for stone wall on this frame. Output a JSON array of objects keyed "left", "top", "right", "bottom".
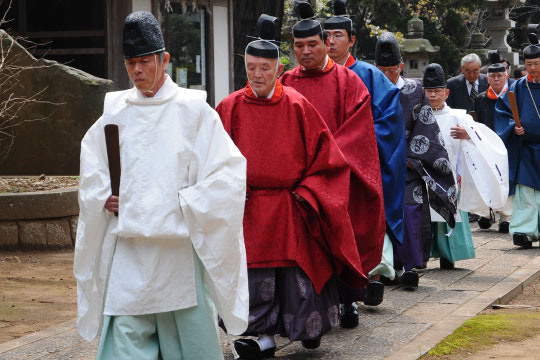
[
  {"left": 0, "top": 217, "right": 77, "bottom": 250},
  {"left": 0, "top": 188, "right": 78, "bottom": 250},
  {"left": 0, "top": 30, "right": 114, "bottom": 175}
]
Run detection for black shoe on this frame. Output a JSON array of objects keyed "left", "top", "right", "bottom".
[
  {"left": 400, "top": 270, "right": 419, "bottom": 288},
  {"left": 498, "top": 221, "right": 509, "bottom": 233},
  {"left": 468, "top": 214, "right": 480, "bottom": 223},
  {"left": 339, "top": 302, "right": 358, "bottom": 328},
  {"left": 440, "top": 257, "right": 455, "bottom": 270},
  {"left": 301, "top": 338, "right": 321, "bottom": 349},
  {"left": 234, "top": 339, "right": 276, "bottom": 360},
  {"left": 380, "top": 275, "right": 399, "bottom": 286},
  {"left": 363, "top": 280, "right": 384, "bottom": 306},
  {"left": 513, "top": 233, "right": 532, "bottom": 248},
  {"left": 477, "top": 216, "right": 493, "bottom": 229}
]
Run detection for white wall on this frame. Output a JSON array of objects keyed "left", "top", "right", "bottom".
[
  {"left": 213, "top": 5, "right": 230, "bottom": 105},
  {"left": 132, "top": 0, "right": 152, "bottom": 13}
]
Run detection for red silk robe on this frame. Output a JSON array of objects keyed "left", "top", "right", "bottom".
[
  {"left": 217, "top": 80, "right": 367, "bottom": 293},
  {"left": 281, "top": 59, "right": 385, "bottom": 274}
]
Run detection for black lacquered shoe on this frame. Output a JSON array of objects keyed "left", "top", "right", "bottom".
[
  {"left": 513, "top": 233, "right": 532, "bottom": 248},
  {"left": 477, "top": 216, "right": 493, "bottom": 229},
  {"left": 301, "top": 338, "right": 321, "bottom": 349},
  {"left": 339, "top": 302, "right": 359, "bottom": 328},
  {"left": 400, "top": 270, "right": 419, "bottom": 288},
  {"left": 498, "top": 221, "right": 509, "bottom": 233},
  {"left": 440, "top": 257, "right": 455, "bottom": 270},
  {"left": 363, "top": 280, "right": 384, "bottom": 306},
  {"left": 234, "top": 339, "right": 276, "bottom": 360},
  {"left": 380, "top": 275, "right": 400, "bottom": 286}
]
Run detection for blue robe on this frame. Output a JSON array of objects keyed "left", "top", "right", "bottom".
[
  {"left": 348, "top": 59, "right": 406, "bottom": 244},
  {"left": 494, "top": 78, "right": 540, "bottom": 195}
]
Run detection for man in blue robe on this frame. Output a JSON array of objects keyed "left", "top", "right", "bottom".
[
  {"left": 494, "top": 33, "right": 540, "bottom": 248},
  {"left": 324, "top": 0, "right": 406, "bottom": 321},
  {"left": 374, "top": 32, "right": 456, "bottom": 285}
]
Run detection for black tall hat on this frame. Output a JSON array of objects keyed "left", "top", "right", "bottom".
[
  {"left": 524, "top": 33, "right": 540, "bottom": 59},
  {"left": 245, "top": 14, "right": 280, "bottom": 59},
  {"left": 487, "top": 50, "right": 502, "bottom": 65},
  {"left": 292, "top": 1, "right": 323, "bottom": 38},
  {"left": 375, "top": 32, "right": 402, "bottom": 66},
  {"left": 123, "top": 11, "right": 165, "bottom": 59},
  {"left": 324, "top": 1, "right": 352, "bottom": 34},
  {"left": 423, "top": 63, "right": 447, "bottom": 88}
]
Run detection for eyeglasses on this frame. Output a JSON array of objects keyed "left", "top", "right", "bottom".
[
  {"left": 425, "top": 88, "right": 446, "bottom": 94},
  {"left": 328, "top": 33, "right": 346, "bottom": 40}
]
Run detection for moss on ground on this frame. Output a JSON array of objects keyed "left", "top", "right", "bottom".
[{"left": 421, "top": 310, "right": 540, "bottom": 359}]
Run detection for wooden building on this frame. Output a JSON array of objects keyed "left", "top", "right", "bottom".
[{"left": 1, "top": 0, "right": 234, "bottom": 106}]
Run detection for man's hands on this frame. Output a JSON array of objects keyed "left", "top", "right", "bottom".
[
  {"left": 450, "top": 125, "right": 470, "bottom": 139},
  {"left": 515, "top": 126, "right": 525, "bottom": 135},
  {"left": 104, "top": 195, "right": 119, "bottom": 213}
]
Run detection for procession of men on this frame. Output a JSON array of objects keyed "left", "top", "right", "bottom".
[{"left": 73, "top": 0, "right": 539, "bottom": 359}]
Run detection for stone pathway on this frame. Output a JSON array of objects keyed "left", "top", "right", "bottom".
[{"left": 1, "top": 224, "right": 539, "bottom": 360}]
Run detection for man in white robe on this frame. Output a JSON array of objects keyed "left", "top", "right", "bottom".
[
  {"left": 74, "top": 11, "right": 248, "bottom": 359},
  {"left": 423, "top": 64, "right": 508, "bottom": 269}
]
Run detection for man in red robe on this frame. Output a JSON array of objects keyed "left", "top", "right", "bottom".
[
  {"left": 217, "top": 14, "right": 367, "bottom": 359},
  {"left": 281, "top": 1, "right": 385, "bottom": 329}
]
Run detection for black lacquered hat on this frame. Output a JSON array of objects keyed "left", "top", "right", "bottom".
[
  {"left": 487, "top": 63, "right": 506, "bottom": 73},
  {"left": 246, "top": 14, "right": 280, "bottom": 59},
  {"left": 423, "top": 63, "right": 447, "bottom": 88},
  {"left": 123, "top": 11, "right": 165, "bottom": 59},
  {"left": 292, "top": 1, "right": 323, "bottom": 38},
  {"left": 375, "top": 32, "right": 402, "bottom": 66},
  {"left": 324, "top": 0, "right": 352, "bottom": 34},
  {"left": 524, "top": 33, "right": 540, "bottom": 59}
]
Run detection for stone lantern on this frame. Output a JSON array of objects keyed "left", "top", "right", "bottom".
[
  {"left": 401, "top": 14, "right": 440, "bottom": 78},
  {"left": 465, "top": 32, "right": 489, "bottom": 63},
  {"left": 483, "top": 0, "right": 525, "bottom": 68}
]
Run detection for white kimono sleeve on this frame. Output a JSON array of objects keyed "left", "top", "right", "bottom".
[
  {"left": 178, "top": 103, "right": 249, "bottom": 335},
  {"left": 459, "top": 116, "right": 509, "bottom": 213},
  {"left": 73, "top": 118, "right": 118, "bottom": 341}
]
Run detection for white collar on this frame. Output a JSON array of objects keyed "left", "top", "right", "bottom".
[
  {"left": 252, "top": 83, "right": 277, "bottom": 99},
  {"left": 493, "top": 84, "right": 508, "bottom": 98},
  {"left": 127, "top": 75, "right": 177, "bottom": 105},
  {"left": 396, "top": 76, "right": 405, "bottom": 89}
]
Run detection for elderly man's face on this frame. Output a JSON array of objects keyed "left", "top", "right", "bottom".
[
  {"left": 487, "top": 71, "right": 507, "bottom": 94},
  {"left": 125, "top": 52, "right": 170, "bottom": 96},
  {"left": 462, "top": 61, "right": 481, "bottom": 83},
  {"left": 245, "top": 54, "right": 283, "bottom": 98},
  {"left": 376, "top": 63, "right": 404, "bottom": 85},
  {"left": 425, "top": 87, "right": 450, "bottom": 110},
  {"left": 293, "top": 35, "right": 327, "bottom": 70}
]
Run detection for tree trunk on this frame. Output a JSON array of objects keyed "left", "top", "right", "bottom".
[{"left": 232, "top": 0, "right": 284, "bottom": 91}]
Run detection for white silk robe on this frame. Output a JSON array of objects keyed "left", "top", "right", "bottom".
[
  {"left": 431, "top": 104, "right": 508, "bottom": 221},
  {"left": 74, "top": 76, "right": 248, "bottom": 341}
]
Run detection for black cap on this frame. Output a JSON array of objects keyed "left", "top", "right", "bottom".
[
  {"left": 324, "top": 1, "right": 352, "bottom": 34},
  {"left": 487, "top": 50, "right": 502, "bottom": 65},
  {"left": 524, "top": 33, "right": 540, "bottom": 59},
  {"left": 123, "top": 11, "right": 165, "bottom": 59},
  {"left": 246, "top": 14, "right": 280, "bottom": 59},
  {"left": 423, "top": 63, "right": 447, "bottom": 88},
  {"left": 292, "top": 1, "right": 323, "bottom": 38},
  {"left": 375, "top": 32, "right": 402, "bottom": 66},
  {"left": 487, "top": 63, "right": 506, "bottom": 73}
]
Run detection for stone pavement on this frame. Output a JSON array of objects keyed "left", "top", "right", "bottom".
[{"left": 1, "top": 224, "right": 540, "bottom": 360}]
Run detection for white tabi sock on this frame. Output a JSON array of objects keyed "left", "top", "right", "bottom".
[{"left": 256, "top": 334, "right": 276, "bottom": 350}]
